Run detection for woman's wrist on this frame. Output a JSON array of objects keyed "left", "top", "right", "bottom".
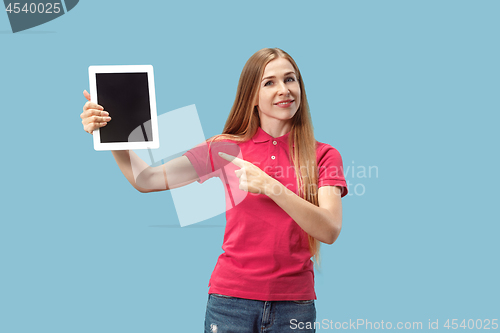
[{"left": 264, "top": 177, "right": 287, "bottom": 198}]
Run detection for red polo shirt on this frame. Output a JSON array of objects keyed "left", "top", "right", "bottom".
[{"left": 183, "top": 127, "right": 347, "bottom": 301}]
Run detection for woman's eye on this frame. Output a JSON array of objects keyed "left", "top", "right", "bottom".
[
  {"left": 264, "top": 81, "right": 273, "bottom": 86},
  {"left": 285, "top": 77, "right": 295, "bottom": 82}
]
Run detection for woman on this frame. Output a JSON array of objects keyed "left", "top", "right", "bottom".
[{"left": 81, "top": 48, "right": 347, "bottom": 333}]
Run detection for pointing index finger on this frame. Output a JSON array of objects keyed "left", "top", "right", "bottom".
[{"left": 218, "top": 152, "right": 245, "bottom": 168}]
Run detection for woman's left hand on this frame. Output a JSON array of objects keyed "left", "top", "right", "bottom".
[{"left": 218, "top": 152, "right": 278, "bottom": 195}]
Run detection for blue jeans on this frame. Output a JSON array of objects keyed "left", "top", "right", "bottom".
[{"left": 204, "top": 293, "right": 316, "bottom": 333}]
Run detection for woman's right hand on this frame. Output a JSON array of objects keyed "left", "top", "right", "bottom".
[{"left": 80, "top": 90, "right": 111, "bottom": 134}]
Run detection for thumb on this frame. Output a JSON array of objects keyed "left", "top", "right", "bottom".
[{"left": 83, "top": 90, "right": 91, "bottom": 101}]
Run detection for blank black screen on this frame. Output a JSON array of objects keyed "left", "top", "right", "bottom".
[{"left": 96, "top": 72, "right": 152, "bottom": 143}]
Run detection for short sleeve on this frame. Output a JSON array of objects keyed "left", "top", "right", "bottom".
[
  {"left": 317, "top": 143, "right": 348, "bottom": 197},
  {"left": 183, "top": 142, "right": 216, "bottom": 184},
  {"left": 182, "top": 140, "right": 242, "bottom": 184}
]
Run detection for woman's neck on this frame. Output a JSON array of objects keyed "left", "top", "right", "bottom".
[{"left": 259, "top": 120, "right": 292, "bottom": 138}]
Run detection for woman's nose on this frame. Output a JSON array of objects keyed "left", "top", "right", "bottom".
[{"left": 277, "top": 82, "right": 290, "bottom": 95}]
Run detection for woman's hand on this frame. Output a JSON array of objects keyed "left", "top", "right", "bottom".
[
  {"left": 80, "top": 90, "right": 111, "bottom": 134},
  {"left": 218, "top": 152, "right": 278, "bottom": 195}
]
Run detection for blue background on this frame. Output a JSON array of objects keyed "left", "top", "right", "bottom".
[{"left": 1, "top": 1, "right": 499, "bottom": 332}]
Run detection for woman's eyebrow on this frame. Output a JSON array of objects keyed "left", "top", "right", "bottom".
[{"left": 261, "top": 71, "right": 296, "bottom": 81}]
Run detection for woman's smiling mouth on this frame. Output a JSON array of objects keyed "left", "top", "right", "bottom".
[{"left": 274, "top": 99, "right": 294, "bottom": 108}]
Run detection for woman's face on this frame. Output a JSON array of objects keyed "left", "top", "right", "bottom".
[{"left": 256, "top": 57, "right": 301, "bottom": 128}]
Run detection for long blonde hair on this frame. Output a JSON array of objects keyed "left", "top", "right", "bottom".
[{"left": 211, "top": 48, "right": 321, "bottom": 266}]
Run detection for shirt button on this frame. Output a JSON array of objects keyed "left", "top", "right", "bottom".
[
  {"left": 273, "top": 140, "right": 277, "bottom": 145},
  {"left": 271, "top": 155, "right": 276, "bottom": 160}
]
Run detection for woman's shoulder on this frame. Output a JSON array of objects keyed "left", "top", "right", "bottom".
[
  {"left": 204, "top": 134, "right": 245, "bottom": 157},
  {"left": 315, "top": 140, "right": 344, "bottom": 164},
  {"left": 315, "top": 140, "right": 341, "bottom": 154},
  {"left": 186, "top": 135, "right": 240, "bottom": 156}
]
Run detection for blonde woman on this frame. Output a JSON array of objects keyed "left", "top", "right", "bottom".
[{"left": 81, "top": 48, "right": 347, "bottom": 333}]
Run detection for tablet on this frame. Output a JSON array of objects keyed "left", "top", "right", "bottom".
[{"left": 88, "top": 65, "right": 159, "bottom": 151}]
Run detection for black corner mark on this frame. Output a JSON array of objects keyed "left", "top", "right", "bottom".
[
  {"left": 64, "top": 0, "right": 78, "bottom": 12},
  {"left": 4, "top": 0, "right": 79, "bottom": 33}
]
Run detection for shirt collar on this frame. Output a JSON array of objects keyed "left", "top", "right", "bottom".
[{"left": 252, "top": 127, "right": 294, "bottom": 146}]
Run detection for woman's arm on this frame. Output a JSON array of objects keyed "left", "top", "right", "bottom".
[
  {"left": 218, "top": 152, "right": 342, "bottom": 245},
  {"left": 81, "top": 90, "right": 199, "bottom": 193},
  {"left": 266, "top": 183, "right": 342, "bottom": 245},
  {"left": 111, "top": 151, "right": 199, "bottom": 193}
]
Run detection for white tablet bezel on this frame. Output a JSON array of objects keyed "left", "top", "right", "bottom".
[{"left": 88, "top": 65, "right": 159, "bottom": 151}]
